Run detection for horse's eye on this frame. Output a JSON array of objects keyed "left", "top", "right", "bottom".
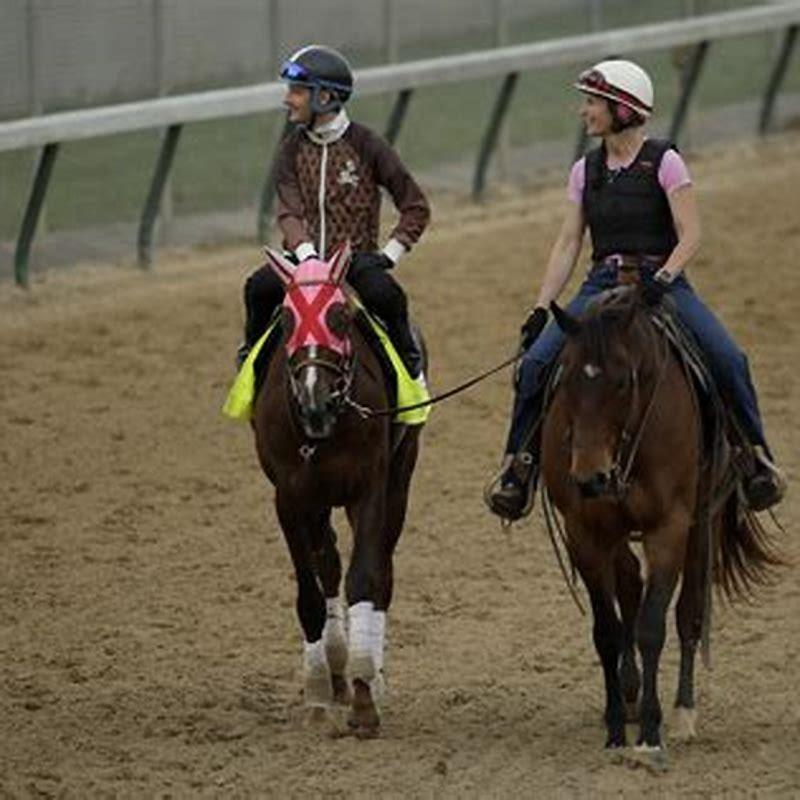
[
  {"left": 616, "top": 376, "right": 628, "bottom": 393},
  {"left": 326, "top": 302, "right": 348, "bottom": 337}
]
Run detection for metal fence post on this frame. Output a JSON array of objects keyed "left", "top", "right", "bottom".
[
  {"left": 152, "top": 0, "right": 173, "bottom": 242},
  {"left": 759, "top": 24, "right": 798, "bottom": 135},
  {"left": 14, "top": 143, "right": 59, "bottom": 288},
  {"left": 669, "top": 40, "right": 709, "bottom": 144},
  {"left": 384, "top": 89, "right": 413, "bottom": 145},
  {"left": 472, "top": 72, "right": 519, "bottom": 201},
  {"left": 137, "top": 124, "right": 182, "bottom": 268},
  {"left": 493, "top": 0, "right": 511, "bottom": 177}
]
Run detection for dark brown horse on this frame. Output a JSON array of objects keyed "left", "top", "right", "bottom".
[
  {"left": 252, "top": 244, "right": 423, "bottom": 736},
  {"left": 540, "top": 288, "right": 779, "bottom": 761}
]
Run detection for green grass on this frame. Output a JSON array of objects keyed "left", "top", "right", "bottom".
[{"left": 1, "top": 1, "right": 797, "bottom": 241}]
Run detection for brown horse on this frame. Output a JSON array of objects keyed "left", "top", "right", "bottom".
[
  {"left": 251, "top": 244, "right": 424, "bottom": 736},
  {"left": 540, "top": 288, "right": 779, "bottom": 760}
]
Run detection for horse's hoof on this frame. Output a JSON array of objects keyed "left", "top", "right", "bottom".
[
  {"left": 346, "top": 710, "right": 381, "bottom": 738},
  {"left": 349, "top": 720, "right": 381, "bottom": 739},
  {"left": 631, "top": 743, "right": 669, "bottom": 773},
  {"left": 671, "top": 707, "right": 697, "bottom": 742},
  {"left": 347, "top": 678, "right": 380, "bottom": 737}
]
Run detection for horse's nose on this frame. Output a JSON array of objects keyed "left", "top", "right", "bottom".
[
  {"left": 302, "top": 405, "right": 334, "bottom": 440},
  {"left": 575, "top": 471, "right": 611, "bottom": 498}
]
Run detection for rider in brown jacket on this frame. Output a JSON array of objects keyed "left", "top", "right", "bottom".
[{"left": 240, "top": 45, "right": 430, "bottom": 377}]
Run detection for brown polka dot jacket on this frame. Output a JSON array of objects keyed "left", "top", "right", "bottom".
[{"left": 275, "top": 119, "right": 430, "bottom": 261}]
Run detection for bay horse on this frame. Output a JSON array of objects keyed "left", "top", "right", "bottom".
[
  {"left": 251, "top": 243, "right": 423, "bottom": 737},
  {"left": 540, "top": 288, "right": 779, "bottom": 761}
]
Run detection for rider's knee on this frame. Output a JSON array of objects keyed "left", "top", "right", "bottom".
[
  {"left": 245, "top": 266, "right": 284, "bottom": 307},
  {"left": 351, "top": 267, "right": 407, "bottom": 317}
]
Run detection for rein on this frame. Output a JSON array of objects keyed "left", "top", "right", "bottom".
[
  {"left": 610, "top": 328, "right": 671, "bottom": 495},
  {"left": 342, "top": 350, "right": 522, "bottom": 420}
]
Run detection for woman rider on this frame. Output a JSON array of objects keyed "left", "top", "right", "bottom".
[{"left": 486, "top": 59, "right": 786, "bottom": 521}]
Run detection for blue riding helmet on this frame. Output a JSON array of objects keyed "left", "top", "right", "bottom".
[{"left": 280, "top": 45, "right": 353, "bottom": 114}]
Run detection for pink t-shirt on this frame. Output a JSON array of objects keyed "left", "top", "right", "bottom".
[{"left": 567, "top": 146, "right": 691, "bottom": 204}]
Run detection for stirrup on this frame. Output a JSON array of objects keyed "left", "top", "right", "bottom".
[{"left": 483, "top": 452, "right": 538, "bottom": 522}]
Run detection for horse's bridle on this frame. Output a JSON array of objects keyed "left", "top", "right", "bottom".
[
  {"left": 607, "top": 330, "right": 671, "bottom": 496},
  {"left": 286, "top": 346, "right": 357, "bottom": 418}
]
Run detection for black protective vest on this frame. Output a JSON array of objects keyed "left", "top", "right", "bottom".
[{"left": 583, "top": 139, "right": 679, "bottom": 261}]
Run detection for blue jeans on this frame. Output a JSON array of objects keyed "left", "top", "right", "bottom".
[{"left": 505, "top": 265, "right": 769, "bottom": 455}]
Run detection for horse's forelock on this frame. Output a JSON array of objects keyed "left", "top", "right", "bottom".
[{"left": 574, "top": 291, "right": 641, "bottom": 365}]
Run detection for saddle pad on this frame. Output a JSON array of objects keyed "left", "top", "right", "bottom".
[{"left": 222, "top": 312, "right": 430, "bottom": 425}]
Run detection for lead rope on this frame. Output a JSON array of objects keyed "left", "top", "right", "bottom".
[
  {"left": 343, "top": 350, "right": 522, "bottom": 419},
  {"left": 542, "top": 485, "right": 586, "bottom": 616}
]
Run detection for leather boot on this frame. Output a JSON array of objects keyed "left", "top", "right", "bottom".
[{"left": 484, "top": 451, "right": 539, "bottom": 521}]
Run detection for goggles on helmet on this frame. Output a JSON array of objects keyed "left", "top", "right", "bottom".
[
  {"left": 280, "top": 59, "right": 351, "bottom": 94},
  {"left": 280, "top": 60, "right": 313, "bottom": 84}
]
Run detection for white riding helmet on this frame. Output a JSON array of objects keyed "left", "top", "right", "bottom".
[{"left": 574, "top": 59, "right": 654, "bottom": 118}]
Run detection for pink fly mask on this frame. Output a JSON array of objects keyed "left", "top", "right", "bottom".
[{"left": 264, "top": 244, "right": 353, "bottom": 359}]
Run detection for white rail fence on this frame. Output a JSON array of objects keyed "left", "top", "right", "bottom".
[{"left": 1, "top": 3, "right": 798, "bottom": 285}]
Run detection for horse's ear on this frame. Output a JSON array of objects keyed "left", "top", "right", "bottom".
[
  {"left": 328, "top": 241, "right": 352, "bottom": 286},
  {"left": 551, "top": 301, "right": 582, "bottom": 336},
  {"left": 263, "top": 247, "right": 296, "bottom": 286}
]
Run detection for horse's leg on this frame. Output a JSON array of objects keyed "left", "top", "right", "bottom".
[
  {"left": 275, "top": 493, "right": 332, "bottom": 709},
  {"left": 615, "top": 544, "right": 643, "bottom": 722},
  {"left": 637, "top": 522, "right": 687, "bottom": 752},
  {"left": 572, "top": 532, "right": 627, "bottom": 748},
  {"left": 673, "top": 520, "right": 706, "bottom": 741},
  {"left": 344, "top": 478, "right": 388, "bottom": 737},
  {"left": 310, "top": 512, "right": 349, "bottom": 705},
  {"left": 371, "top": 427, "right": 421, "bottom": 701}
]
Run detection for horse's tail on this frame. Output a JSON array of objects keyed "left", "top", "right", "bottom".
[{"left": 715, "top": 492, "right": 784, "bottom": 600}]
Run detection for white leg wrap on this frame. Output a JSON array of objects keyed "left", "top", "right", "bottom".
[
  {"left": 322, "top": 597, "right": 348, "bottom": 675},
  {"left": 303, "top": 639, "right": 332, "bottom": 708},
  {"left": 348, "top": 601, "right": 375, "bottom": 682}
]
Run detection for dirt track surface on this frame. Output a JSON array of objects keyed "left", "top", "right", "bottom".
[{"left": 1, "top": 135, "right": 799, "bottom": 797}]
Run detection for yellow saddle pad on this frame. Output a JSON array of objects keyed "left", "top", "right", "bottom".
[{"left": 222, "top": 315, "right": 430, "bottom": 426}]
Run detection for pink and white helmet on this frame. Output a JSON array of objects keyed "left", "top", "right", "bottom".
[{"left": 574, "top": 59, "right": 654, "bottom": 118}]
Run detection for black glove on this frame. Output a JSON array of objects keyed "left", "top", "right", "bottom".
[
  {"left": 520, "top": 307, "right": 548, "bottom": 350},
  {"left": 351, "top": 251, "right": 394, "bottom": 273},
  {"left": 642, "top": 272, "right": 672, "bottom": 306}
]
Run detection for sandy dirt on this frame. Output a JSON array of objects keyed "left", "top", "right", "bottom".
[{"left": 1, "top": 134, "right": 799, "bottom": 798}]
